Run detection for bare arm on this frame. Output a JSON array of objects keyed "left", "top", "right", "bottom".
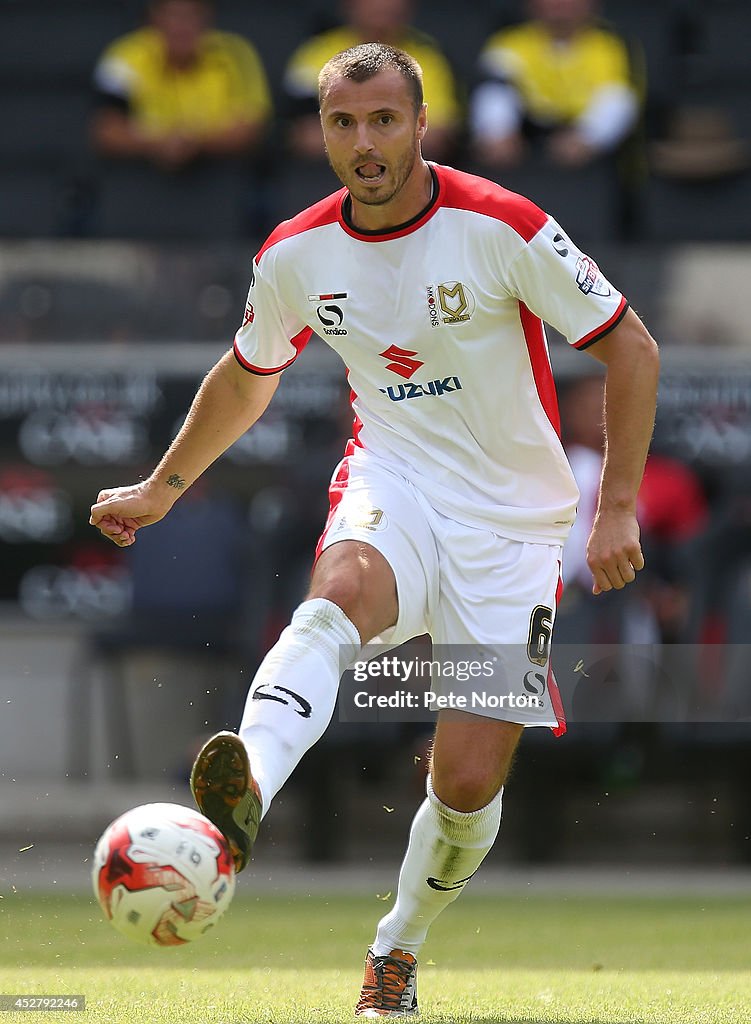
[
  {"left": 91, "top": 108, "right": 163, "bottom": 161},
  {"left": 197, "top": 118, "right": 267, "bottom": 158},
  {"left": 584, "top": 307, "right": 660, "bottom": 594},
  {"left": 91, "top": 109, "right": 266, "bottom": 168},
  {"left": 90, "top": 351, "right": 279, "bottom": 546}
]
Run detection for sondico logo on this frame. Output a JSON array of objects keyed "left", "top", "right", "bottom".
[
  {"left": 426, "top": 281, "right": 476, "bottom": 327},
  {"left": 309, "top": 291, "right": 348, "bottom": 336}
]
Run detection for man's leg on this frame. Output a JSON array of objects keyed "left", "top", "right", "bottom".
[
  {"left": 191, "top": 539, "right": 397, "bottom": 870},
  {"left": 372, "top": 714, "right": 522, "bottom": 956},
  {"left": 355, "top": 715, "right": 522, "bottom": 1016},
  {"left": 240, "top": 540, "right": 397, "bottom": 809}
]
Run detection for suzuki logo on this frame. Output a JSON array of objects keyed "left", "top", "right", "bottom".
[{"left": 379, "top": 345, "right": 424, "bottom": 379}]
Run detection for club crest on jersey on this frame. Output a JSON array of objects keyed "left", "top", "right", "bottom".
[
  {"left": 575, "top": 257, "right": 611, "bottom": 297},
  {"left": 426, "top": 281, "right": 476, "bottom": 327}
]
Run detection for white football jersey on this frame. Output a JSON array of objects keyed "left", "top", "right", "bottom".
[{"left": 234, "top": 163, "right": 627, "bottom": 544}]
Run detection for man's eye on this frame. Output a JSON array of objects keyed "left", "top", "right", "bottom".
[
  {"left": 336, "top": 117, "right": 351, "bottom": 128},
  {"left": 379, "top": 115, "right": 393, "bottom": 125}
]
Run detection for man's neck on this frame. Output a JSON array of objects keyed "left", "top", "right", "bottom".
[{"left": 349, "top": 161, "right": 434, "bottom": 233}]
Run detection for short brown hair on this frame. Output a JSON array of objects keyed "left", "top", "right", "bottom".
[{"left": 318, "top": 42, "right": 424, "bottom": 114}]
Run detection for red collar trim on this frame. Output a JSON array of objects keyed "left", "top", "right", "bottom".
[{"left": 337, "top": 165, "right": 441, "bottom": 242}]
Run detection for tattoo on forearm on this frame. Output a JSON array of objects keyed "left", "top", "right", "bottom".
[{"left": 166, "top": 474, "right": 186, "bottom": 490}]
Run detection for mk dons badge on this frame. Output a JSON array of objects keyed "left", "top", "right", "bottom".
[{"left": 426, "top": 281, "right": 476, "bottom": 326}]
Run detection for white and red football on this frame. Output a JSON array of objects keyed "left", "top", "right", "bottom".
[{"left": 92, "top": 802, "right": 235, "bottom": 947}]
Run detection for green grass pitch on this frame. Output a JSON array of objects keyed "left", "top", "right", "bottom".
[{"left": 1, "top": 888, "right": 750, "bottom": 1022}]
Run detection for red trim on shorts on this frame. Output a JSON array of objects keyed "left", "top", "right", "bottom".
[
  {"left": 519, "top": 302, "right": 561, "bottom": 437},
  {"left": 549, "top": 569, "right": 567, "bottom": 737},
  {"left": 314, "top": 453, "right": 352, "bottom": 562}
]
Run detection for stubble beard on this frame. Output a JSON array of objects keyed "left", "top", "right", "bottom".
[{"left": 329, "top": 145, "right": 418, "bottom": 207}]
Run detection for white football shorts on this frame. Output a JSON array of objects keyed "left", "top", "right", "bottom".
[{"left": 316, "top": 449, "right": 566, "bottom": 733}]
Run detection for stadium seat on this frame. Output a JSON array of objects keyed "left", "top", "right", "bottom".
[
  {"left": 411, "top": 0, "right": 490, "bottom": 89},
  {"left": 268, "top": 159, "right": 342, "bottom": 225},
  {"left": 645, "top": 172, "right": 751, "bottom": 243},
  {"left": 0, "top": 0, "right": 137, "bottom": 82},
  {"left": 691, "top": 1, "right": 750, "bottom": 86},
  {"left": 600, "top": 0, "right": 678, "bottom": 104},
  {"left": 472, "top": 155, "right": 621, "bottom": 244},
  {"left": 91, "top": 159, "right": 259, "bottom": 241},
  {"left": 0, "top": 168, "right": 74, "bottom": 238},
  {"left": 68, "top": 489, "right": 249, "bottom": 779},
  {"left": 1, "top": 86, "right": 92, "bottom": 166},
  {"left": 218, "top": 2, "right": 311, "bottom": 99}
]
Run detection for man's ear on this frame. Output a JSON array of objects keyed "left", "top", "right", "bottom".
[{"left": 417, "top": 103, "right": 428, "bottom": 140}]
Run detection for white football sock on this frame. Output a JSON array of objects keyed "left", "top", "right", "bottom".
[
  {"left": 372, "top": 774, "right": 503, "bottom": 956},
  {"left": 239, "top": 598, "right": 360, "bottom": 816}
]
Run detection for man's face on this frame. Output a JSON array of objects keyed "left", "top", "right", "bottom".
[
  {"left": 151, "top": 0, "right": 211, "bottom": 63},
  {"left": 320, "top": 68, "right": 426, "bottom": 207},
  {"left": 345, "top": 0, "right": 414, "bottom": 40},
  {"left": 528, "top": 0, "right": 594, "bottom": 30}
]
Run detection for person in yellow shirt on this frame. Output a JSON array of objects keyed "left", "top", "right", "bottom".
[
  {"left": 471, "top": 0, "right": 641, "bottom": 169},
  {"left": 283, "top": 0, "right": 462, "bottom": 163},
  {"left": 91, "top": 0, "right": 272, "bottom": 171}
]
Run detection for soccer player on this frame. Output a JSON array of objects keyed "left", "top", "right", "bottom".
[{"left": 90, "top": 43, "right": 659, "bottom": 1017}]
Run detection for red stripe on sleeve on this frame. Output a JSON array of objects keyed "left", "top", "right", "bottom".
[
  {"left": 233, "top": 326, "right": 313, "bottom": 375},
  {"left": 573, "top": 296, "right": 628, "bottom": 350},
  {"left": 519, "top": 302, "right": 561, "bottom": 437}
]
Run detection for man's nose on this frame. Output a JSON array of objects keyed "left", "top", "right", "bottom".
[{"left": 353, "top": 124, "right": 375, "bottom": 153}]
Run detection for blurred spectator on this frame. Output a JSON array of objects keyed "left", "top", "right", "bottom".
[
  {"left": 561, "top": 374, "right": 708, "bottom": 643},
  {"left": 560, "top": 373, "right": 606, "bottom": 593},
  {"left": 470, "top": 0, "right": 641, "bottom": 170},
  {"left": 91, "top": 0, "right": 272, "bottom": 172},
  {"left": 283, "top": 0, "right": 462, "bottom": 163}
]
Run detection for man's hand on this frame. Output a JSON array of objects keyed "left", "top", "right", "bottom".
[
  {"left": 477, "top": 132, "right": 527, "bottom": 169},
  {"left": 586, "top": 506, "right": 645, "bottom": 595},
  {"left": 149, "top": 133, "right": 201, "bottom": 171},
  {"left": 90, "top": 481, "right": 176, "bottom": 547},
  {"left": 548, "top": 129, "right": 596, "bottom": 168}
]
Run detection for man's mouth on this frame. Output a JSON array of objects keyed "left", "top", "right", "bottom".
[{"left": 355, "top": 162, "right": 386, "bottom": 184}]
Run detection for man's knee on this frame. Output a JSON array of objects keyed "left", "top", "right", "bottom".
[
  {"left": 430, "top": 718, "right": 523, "bottom": 811},
  {"left": 310, "top": 572, "right": 367, "bottom": 623},
  {"left": 430, "top": 765, "right": 505, "bottom": 813},
  {"left": 308, "top": 541, "right": 398, "bottom": 642}
]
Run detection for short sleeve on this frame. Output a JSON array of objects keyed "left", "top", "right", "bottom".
[
  {"left": 219, "top": 34, "right": 273, "bottom": 122},
  {"left": 412, "top": 44, "right": 461, "bottom": 128},
  {"left": 506, "top": 216, "right": 628, "bottom": 349},
  {"left": 283, "top": 37, "right": 322, "bottom": 100},
  {"left": 233, "top": 255, "right": 312, "bottom": 375},
  {"left": 93, "top": 38, "right": 139, "bottom": 104}
]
